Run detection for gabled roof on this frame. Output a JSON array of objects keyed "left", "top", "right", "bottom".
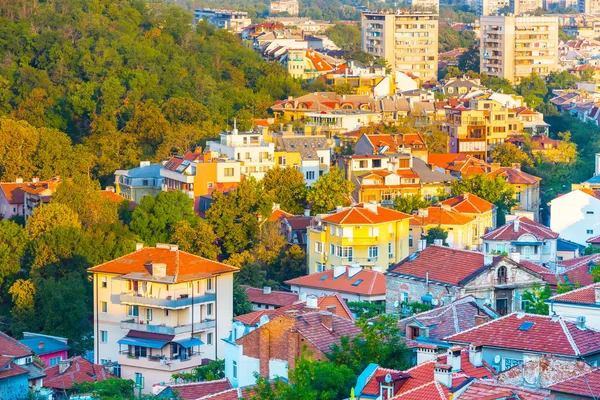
[
  {"left": 440, "top": 193, "right": 495, "bottom": 214},
  {"left": 292, "top": 312, "right": 360, "bottom": 353},
  {"left": 586, "top": 233, "right": 600, "bottom": 244},
  {"left": 445, "top": 313, "right": 600, "bottom": 357},
  {"left": 162, "top": 152, "right": 203, "bottom": 172},
  {"left": 548, "top": 368, "right": 600, "bottom": 398},
  {"left": 0, "top": 331, "right": 33, "bottom": 359},
  {"left": 409, "top": 206, "right": 475, "bottom": 227},
  {"left": 388, "top": 246, "right": 502, "bottom": 287},
  {"left": 555, "top": 254, "right": 600, "bottom": 287},
  {"left": 412, "top": 158, "right": 458, "bottom": 183},
  {"left": 321, "top": 203, "right": 411, "bottom": 225},
  {"left": 487, "top": 167, "right": 541, "bottom": 185},
  {"left": 457, "top": 380, "right": 552, "bottom": 400},
  {"left": 285, "top": 266, "right": 386, "bottom": 296},
  {"left": 0, "top": 182, "right": 27, "bottom": 204},
  {"left": 427, "top": 154, "right": 491, "bottom": 177},
  {"left": 549, "top": 282, "right": 600, "bottom": 306},
  {"left": 481, "top": 216, "right": 559, "bottom": 241},
  {"left": 20, "top": 335, "right": 70, "bottom": 356},
  {"left": 275, "top": 136, "right": 329, "bottom": 160},
  {"left": 87, "top": 247, "right": 238, "bottom": 283},
  {"left": 19, "top": 177, "right": 61, "bottom": 196},
  {"left": 43, "top": 356, "right": 113, "bottom": 390},
  {"left": 156, "top": 379, "right": 232, "bottom": 400},
  {"left": 242, "top": 286, "right": 299, "bottom": 308},
  {"left": 0, "top": 356, "right": 28, "bottom": 381}
]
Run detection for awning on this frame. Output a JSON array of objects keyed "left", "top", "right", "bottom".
[
  {"left": 117, "top": 336, "right": 168, "bottom": 349},
  {"left": 174, "top": 337, "right": 204, "bottom": 348},
  {"left": 511, "top": 241, "right": 542, "bottom": 246}
]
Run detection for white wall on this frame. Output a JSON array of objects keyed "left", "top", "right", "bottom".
[
  {"left": 269, "top": 359, "right": 289, "bottom": 380},
  {"left": 288, "top": 284, "right": 385, "bottom": 303},
  {"left": 550, "top": 303, "right": 600, "bottom": 330},
  {"left": 550, "top": 190, "right": 600, "bottom": 245}
]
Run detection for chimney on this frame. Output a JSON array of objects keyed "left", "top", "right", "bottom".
[
  {"left": 576, "top": 316, "right": 587, "bottom": 330},
  {"left": 440, "top": 203, "right": 451, "bottom": 211},
  {"left": 139, "top": 161, "right": 151, "bottom": 168},
  {"left": 434, "top": 364, "right": 453, "bottom": 388},
  {"left": 417, "top": 208, "right": 429, "bottom": 218},
  {"left": 321, "top": 311, "right": 333, "bottom": 331},
  {"left": 58, "top": 360, "right": 71, "bottom": 375},
  {"left": 510, "top": 252, "right": 520, "bottom": 263},
  {"left": 364, "top": 201, "right": 378, "bottom": 214},
  {"left": 151, "top": 263, "right": 167, "bottom": 278},
  {"left": 416, "top": 344, "right": 438, "bottom": 364},
  {"left": 32, "top": 176, "right": 39, "bottom": 183},
  {"left": 299, "top": 292, "right": 307, "bottom": 302},
  {"left": 38, "top": 341, "right": 44, "bottom": 350},
  {"left": 434, "top": 239, "right": 443, "bottom": 246},
  {"left": 595, "top": 287, "right": 600, "bottom": 305},
  {"left": 475, "top": 314, "right": 489, "bottom": 326},
  {"left": 333, "top": 265, "right": 346, "bottom": 278},
  {"left": 327, "top": 305, "right": 336, "bottom": 316},
  {"left": 15, "top": 176, "right": 23, "bottom": 184},
  {"left": 484, "top": 254, "right": 493, "bottom": 265},
  {"left": 511, "top": 163, "right": 521, "bottom": 171},
  {"left": 136, "top": 243, "right": 144, "bottom": 251},
  {"left": 304, "top": 209, "right": 311, "bottom": 217},
  {"left": 447, "top": 346, "right": 462, "bottom": 372},
  {"left": 418, "top": 239, "right": 427, "bottom": 251},
  {"left": 491, "top": 163, "right": 501, "bottom": 171},
  {"left": 348, "top": 264, "right": 362, "bottom": 278},
  {"left": 336, "top": 205, "right": 344, "bottom": 213},
  {"left": 263, "top": 286, "right": 272, "bottom": 295},
  {"left": 468, "top": 343, "right": 483, "bottom": 367},
  {"left": 513, "top": 218, "right": 520, "bottom": 233},
  {"left": 306, "top": 295, "right": 318, "bottom": 310}
]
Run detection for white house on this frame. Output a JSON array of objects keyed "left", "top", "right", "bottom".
[
  {"left": 549, "top": 187, "right": 600, "bottom": 246},
  {"left": 548, "top": 282, "right": 600, "bottom": 330}
]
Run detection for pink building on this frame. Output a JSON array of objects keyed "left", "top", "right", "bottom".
[
  {"left": 0, "top": 179, "right": 27, "bottom": 219},
  {"left": 19, "top": 333, "right": 69, "bottom": 367}
]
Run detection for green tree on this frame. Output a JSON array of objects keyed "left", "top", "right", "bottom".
[
  {"left": 547, "top": 70, "right": 579, "bottom": 90},
  {"left": 324, "top": 24, "right": 361, "bottom": 50},
  {"left": 480, "top": 75, "right": 515, "bottom": 94},
  {"left": 394, "top": 194, "right": 431, "bottom": 215},
  {"left": 458, "top": 45, "right": 480, "bottom": 74},
  {"left": 72, "top": 379, "right": 135, "bottom": 400},
  {"left": 451, "top": 174, "right": 516, "bottom": 224},
  {"left": 517, "top": 73, "right": 548, "bottom": 109},
  {"left": 521, "top": 283, "right": 552, "bottom": 314},
  {"left": 584, "top": 245, "right": 600, "bottom": 255},
  {"left": 490, "top": 142, "right": 532, "bottom": 168},
  {"left": 307, "top": 167, "right": 354, "bottom": 215},
  {"left": 26, "top": 202, "right": 82, "bottom": 239},
  {"left": 233, "top": 279, "right": 253, "bottom": 317},
  {"left": 425, "top": 130, "right": 449, "bottom": 154},
  {"left": 0, "top": 220, "right": 28, "bottom": 287},
  {"left": 272, "top": 244, "right": 307, "bottom": 282},
  {"left": 262, "top": 167, "right": 308, "bottom": 214},
  {"left": 170, "top": 217, "right": 220, "bottom": 260},
  {"left": 423, "top": 226, "right": 448, "bottom": 245}
]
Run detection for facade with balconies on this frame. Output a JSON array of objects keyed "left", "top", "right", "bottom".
[{"left": 88, "top": 244, "right": 237, "bottom": 393}]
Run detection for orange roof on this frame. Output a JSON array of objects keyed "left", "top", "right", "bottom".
[
  {"left": 0, "top": 182, "right": 27, "bottom": 204},
  {"left": 285, "top": 266, "right": 386, "bottom": 296},
  {"left": 440, "top": 193, "right": 495, "bottom": 214},
  {"left": 268, "top": 208, "right": 293, "bottom": 222},
  {"left": 87, "top": 246, "right": 238, "bottom": 283},
  {"left": 487, "top": 167, "right": 541, "bottom": 185},
  {"left": 19, "top": 177, "right": 60, "bottom": 196},
  {"left": 410, "top": 206, "right": 475, "bottom": 227},
  {"left": 100, "top": 190, "right": 129, "bottom": 203},
  {"left": 322, "top": 203, "right": 411, "bottom": 225}
]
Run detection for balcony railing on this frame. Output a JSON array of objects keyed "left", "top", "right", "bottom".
[
  {"left": 119, "top": 292, "right": 216, "bottom": 309},
  {"left": 120, "top": 319, "right": 215, "bottom": 334}
]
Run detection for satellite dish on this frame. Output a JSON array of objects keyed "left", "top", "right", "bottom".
[
  {"left": 385, "top": 373, "right": 392, "bottom": 383},
  {"left": 394, "top": 300, "right": 399, "bottom": 308},
  {"left": 494, "top": 355, "right": 501, "bottom": 364}
]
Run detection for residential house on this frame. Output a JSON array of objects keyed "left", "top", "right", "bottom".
[
  {"left": 440, "top": 193, "right": 497, "bottom": 249},
  {"left": 43, "top": 356, "right": 113, "bottom": 399},
  {"left": 409, "top": 206, "right": 476, "bottom": 251},
  {"left": 274, "top": 135, "right": 330, "bottom": 185},
  {"left": 87, "top": 244, "right": 238, "bottom": 393},
  {"left": 445, "top": 313, "right": 600, "bottom": 371},
  {"left": 548, "top": 368, "right": 600, "bottom": 399},
  {"left": 306, "top": 202, "right": 412, "bottom": 274},
  {"left": 270, "top": 0, "right": 299, "bottom": 16},
  {"left": 161, "top": 150, "right": 242, "bottom": 211},
  {"left": 0, "top": 331, "right": 45, "bottom": 392},
  {"left": 453, "top": 379, "right": 552, "bottom": 399},
  {"left": 386, "top": 245, "right": 547, "bottom": 316},
  {"left": 548, "top": 282, "right": 600, "bottom": 330},
  {"left": 354, "top": 133, "right": 428, "bottom": 161},
  {"left": 353, "top": 345, "right": 496, "bottom": 400},
  {"left": 557, "top": 238, "right": 584, "bottom": 261},
  {"left": 21, "top": 177, "right": 61, "bottom": 220},
  {"left": 513, "top": 107, "right": 550, "bottom": 135},
  {"left": 506, "top": 134, "right": 561, "bottom": 155},
  {"left": 153, "top": 379, "right": 232, "bottom": 399},
  {"left": 271, "top": 92, "right": 376, "bottom": 121},
  {"left": 280, "top": 48, "right": 335, "bottom": 80},
  {"left": 482, "top": 216, "right": 559, "bottom": 265},
  {"left": 549, "top": 187, "right": 600, "bottom": 245},
  {"left": 242, "top": 286, "right": 299, "bottom": 310},
  {"left": 487, "top": 164, "right": 542, "bottom": 220},
  {"left": 224, "top": 294, "right": 353, "bottom": 387},
  {"left": 411, "top": 158, "right": 458, "bottom": 201},
  {"left": 304, "top": 110, "right": 382, "bottom": 138},
  {"left": 115, "top": 162, "right": 163, "bottom": 204},
  {"left": 267, "top": 204, "right": 313, "bottom": 250},
  {"left": 0, "top": 179, "right": 27, "bottom": 219},
  {"left": 397, "top": 295, "right": 499, "bottom": 350},
  {"left": 285, "top": 265, "right": 386, "bottom": 303},
  {"left": 427, "top": 153, "right": 492, "bottom": 178},
  {"left": 440, "top": 77, "right": 484, "bottom": 96},
  {"left": 20, "top": 333, "right": 69, "bottom": 368},
  {"left": 206, "top": 125, "right": 275, "bottom": 180},
  {"left": 193, "top": 9, "right": 251, "bottom": 33},
  {"left": 0, "top": 356, "right": 29, "bottom": 400},
  {"left": 228, "top": 307, "right": 359, "bottom": 387},
  {"left": 554, "top": 253, "right": 600, "bottom": 287}
]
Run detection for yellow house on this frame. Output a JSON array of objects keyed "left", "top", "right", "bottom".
[
  {"left": 307, "top": 202, "right": 411, "bottom": 274},
  {"left": 440, "top": 193, "right": 498, "bottom": 250},
  {"left": 409, "top": 205, "right": 476, "bottom": 252}
]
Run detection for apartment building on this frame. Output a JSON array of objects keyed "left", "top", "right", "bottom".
[
  {"left": 270, "top": 0, "right": 299, "bottom": 16},
  {"left": 115, "top": 162, "right": 163, "bottom": 204},
  {"left": 361, "top": 11, "right": 438, "bottom": 80},
  {"left": 307, "top": 202, "right": 411, "bottom": 274},
  {"left": 477, "top": 0, "right": 510, "bottom": 16},
  {"left": 480, "top": 15, "right": 559, "bottom": 83},
  {"left": 579, "top": 0, "right": 600, "bottom": 15},
  {"left": 88, "top": 244, "right": 237, "bottom": 393},
  {"left": 205, "top": 125, "right": 275, "bottom": 180},
  {"left": 193, "top": 9, "right": 252, "bottom": 33},
  {"left": 511, "top": 0, "right": 543, "bottom": 14},
  {"left": 274, "top": 136, "right": 330, "bottom": 185},
  {"left": 407, "top": 0, "right": 439, "bottom": 11}
]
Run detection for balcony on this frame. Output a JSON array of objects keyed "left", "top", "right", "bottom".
[
  {"left": 119, "top": 293, "right": 216, "bottom": 309},
  {"left": 120, "top": 319, "right": 215, "bottom": 335},
  {"left": 118, "top": 352, "right": 204, "bottom": 371},
  {"left": 346, "top": 236, "right": 379, "bottom": 245}
]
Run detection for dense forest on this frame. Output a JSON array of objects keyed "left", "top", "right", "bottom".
[{"left": 0, "top": 0, "right": 302, "bottom": 183}]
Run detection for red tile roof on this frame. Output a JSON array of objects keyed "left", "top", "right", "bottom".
[
  {"left": 87, "top": 247, "right": 238, "bottom": 283},
  {"left": 267, "top": 207, "right": 293, "bottom": 222},
  {"left": 481, "top": 216, "right": 559, "bottom": 241},
  {"left": 100, "top": 190, "right": 131, "bottom": 204},
  {"left": 579, "top": 188, "right": 600, "bottom": 200},
  {"left": 391, "top": 380, "right": 449, "bottom": 399},
  {"left": 519, "top": 261, "right": 558, "bottom": 286},
  {"left": 445, "top": 313, "right": 600, "bottom": 357},
  {"left": 321, "top": 203, "right": 411, "bottom": 225},
  {"left": 458, "top": 380, "right": 552, "bottom": 400},
  {"left": 285, "top": 266, "right": 386, "bottom": 296},
  {"left": 409, "top": 206, "right": 475, "bottom": 227},
  {"left": 389, "top": 246, "right": 502, "bottom": 286},
  {"left": 586, "top": 234, "right": 600, "bottom": 244},
  {"left": 43, "top": 356, "right": 113, "bottom": 390},
  {"left": 548, "top": 368, "right": 600, "bottom": 398},
  {"left": 0, "top": 182, "right": 27, "bottom": 204},
  {"left": 549, "top": 282, "right": 600, "bottom": 306},
  {"left": 19, "top": 177, "right": 61, "bottom": 195},
  {"left": 0, "top": 331, "right": 33, "bottom": 358},
  {"left": 440, "top": 193, "right": 495, "bottom": 214},
  {"left": 243, "top": 286, "right": 299, "bottom": 307},
  {"left": 293, "top": 312, "right": 360, "bottom": 353},
  {"left": 556, "top": 254, "right": 600, "bottom": 287},
  {"left": 487, "top": 167, "right": 541, "bottom": 185},
  {"left": 0, "top": 356, "right": 29, "bottom": 381},
  {"left": 428, "top": 154, "right": 491, "bottom": 177},
  {"left": 157, "top": 379, "right": 232, "bottom": 400}
]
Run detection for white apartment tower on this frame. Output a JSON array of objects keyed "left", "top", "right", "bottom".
[
  {"left": 89, "top": 245, "right": 237, "bottom": 393},
  {"left": 361, "top": 11, "right": 438, "bottom": 80},
  {"left": 579, "top": 0, "right": 600, "bottom": 15},
  {"left": 477, "top": 0, "right": 510, "bottom": 15},
  {"left": 480, "top": 15, "right": 559, "bottom": 83}
]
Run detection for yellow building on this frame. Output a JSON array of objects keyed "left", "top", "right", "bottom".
[
  {"left": 487, "top": 164, "right": 542, "bottom": 221},
  {"left": 440, "top": 193, "right": 497, "bottom": 249},
  {"left": 409, "top": 206, "right": 476, "bottom": 252},
  {"left": 307, "top": 202, "right": 411, "bottom": 274}
]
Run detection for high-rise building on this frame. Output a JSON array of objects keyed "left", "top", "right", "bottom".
[
  {"left": 477, "top": 0, "right": 510, "bottom": 16},
  {"left": 361, "top": 11, "right": 438, "bottom": 80},
  {"left": 578, "top": 0, "right": 600, "bottom": 15},
  {"left": 407, "top": 0, "right": 439, "bottom": 11},
  {"left": 511, "top": 0, "right": 543, "bottom": 13},
  {"left": 480, "top": 15, "right": 559, "bottom": 83}
]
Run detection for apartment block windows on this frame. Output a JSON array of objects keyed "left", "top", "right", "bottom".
[
  {"left": 100, "top": 301, "right": 107, "bottom": 313},
  {"left": 335, "top": 246, "right": 354, "bottom": 260},
  {"left": 207, "top": 332, "right": 214, "bottom": 345},
  {"left": 135, "top": 373, "right": 144, "bottom": 388},
  {"left": 101, "top": 277, "right": 107, "bottom": 288},
  {"left": 207, "top": 278, "right": 213, "bottom": 291},
  {"left": 233, "top": 361, "right": 238, "bottom": 379},
  {"left": 278, "top": 156, "right": 287, "bottom": 165},
  {"left": 207, "top": 303, "right": 214, "bottom": 316},
  {"left": 316, "top": 262, "right": 323, "bottom": 272},
  {"left": 388, "top": 242, "right": 393, "bottom": 258},
  {"left": 224, "top": 168, "right": 235, "bottom": 177},
  {"left": 100, "top": 330, "right": 108, "bottom": 343},
  {"left": 330, "top": 244, "right": 335, "bottom": 256},
  {"left": 368, "top": 246, "right": 379, "bottom": 259},
  {"left": 127, "top": 305, "right": 139, "bottom": 317},
  {"left": 146, "top": 308, "right": 152, "bottom": 321},
  {"left": 315, "top": 241, "right": 323, "bottom": 253},
  {"left": 587, "top": 230, "right": 594, "bottom": 235}
]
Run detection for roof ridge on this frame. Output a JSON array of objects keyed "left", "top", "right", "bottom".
[
  {"left": 549, "top": 282, "right": 600, "bottom": 301},
  {"left": 559, "top": 317, "right": 580, "bottom": 356},
  {"left": 444, "top": 312, "right": 515, "bottom": 341},
  {"left": 548, "top": 366, "right": 600, "bottom": 387},
  {"left": 452, "top": 304, "right": 460, "bottom": 334}
]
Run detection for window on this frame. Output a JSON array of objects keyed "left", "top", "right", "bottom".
[
  {"left": 587, "top": 230, "right": 594, "bottom": 234},
  {"left": 164, "top": 309, "right": 169, "bottom": 317},
  {"left": 372, "top": 159, "right": 381, "bottom": 168},
  {"left": 368, "top": 246, "right": 379, "bottom": 259},
  {"left": 306, "top": 171, "right": 315, "bottom": 180},
  {"left": 497, "top": 266, "right": 507, "bottom": 284},
  {"left": 207, "top": 182, "right": 214, "bottom": 188},
  {"left": 101, "top": 277, "right": 107, "bottom": 288},
  {"left": 207, "top": 303, "right": 213, "bottom": 316},
  {"left": 207, "top": 278, "right": 213, "bottom": 291},
  {"left": 402, "top": 292, "right": 409, "bottom": 303},
  {"left": 516, "top": 192, "right": 521, "bottom": 202},
  {"left": 142, "top": 180, "right": 148, "bottom": 186},
  {"left": 330, "top": 244, "right": 335, "bottom": 255},
  {"left": 133, "top": 346, "right": 147, "bottom": 358},
  {"left": 100, "top": 330, "right": 108, "bottom": 343},
  {"left": 336, "top": 246, "right": 354, "bottom": 260},
  {"left": 233, "top": 361, "right": 238, "bottom": 379},
  {"left": 49, "top": 356, "right": 62, "bottom": 367},
  {"left": 100, "top": 301, "right": 107, "bottom": 313},
  {"left": 388, "top": 242, "right": 393, "bottom": 258},
  {"left": 520, "top": 299, "right": 530, "bottom": 311},
  {"left": 316, "top": 262, "right": 323, "bottom": 272},
  {"left": 100, "top": 359, "right": 109, "bottom": 365},
  {"left": 135, "top": 373, "right": 144, "bottom": 388},
  {"left": 330, "top": 225, "right": 335, "bottom": 235},
  {"left": 314, "top": 241, "right": 323, "bottom": 253},
  {"left": 127, "top": 305, "right": 139, "bottom": 317},
  {"left": 369, "top": 227, "right": 379, "bottom": 236},
  {"left": 224, "top": 168, "right": 235, "bottom": 177},
  {"left": 146, "top": 308, "right": 152, "bottom": 321},
  {"left": 207, "top": 332, "right": 213, "bottom": 345},
  {"left": 587, "top": 211, "right": 594, "bottom": 215}
]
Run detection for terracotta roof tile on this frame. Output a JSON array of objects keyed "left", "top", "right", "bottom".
[
  {"left": 410, "top": 206, "right": 475, "bottom": 227},
  {"left": 0, "top": 331, "right": 33, "bottom": 358},
  {"left": 555, "top": 254, "right": 600, "bottom": 287},
  {"left": 157, "top": 379, "right": 232, "bottom": 400},
  {"left": 549, "top": 282, "right": 600, "bottom": 306},
  {"left": 440, "top": 193, "right": 495, "bottom": 214},
  {"left": 242, "top": 286, "right": 299, "bottom": 307},
  {"left": 586, "top": 234, "right": 600, "bottom": 244},
  {"left": 487, "top": 167, "right": 541, "bottom": 185},
  {"left": 0, "top": 182, "right": 27, "bottom": 204},
  {"left": 445, "top": 313, "right": 600, "bottom": 357},
  {"left": 0, "top": 356, "right": 28, "bottom": 381},
  {"left": 87, "top": 247, "right": 238, "bottom": 283},
  {"left": 458, "top": 380, "right": 552, "bottom": 400},
  {"left": 285, "top": 267, "right": 386, "bottom": 296},
  {"left": 321, "top": 203, "right": 411, "bottom": 225},
  {"left": 292, "top": 312, "right": 360, "bottom": 353},
  {"left": 481, "top": 217, "right": 558, "bottom": 241},
  {"left": 43, "top": 356, "right": 113, "bottom": 390},
  {"left": 391, "top": 380, "right": 449, "bottom": 399},
  {"left": 548, "top": 368, "right": 600, "bottom": 398}
]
